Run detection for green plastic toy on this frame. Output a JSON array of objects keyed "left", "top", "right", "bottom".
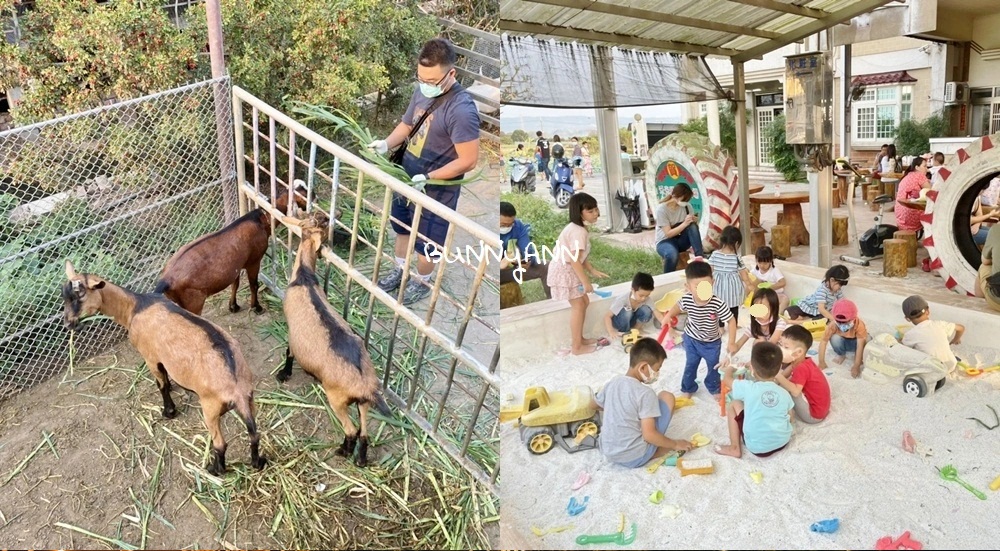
[
  {"left": 938, "top": 464, "right": 987, "bottom": 500},
  {"left": 576, "top": 522, "right": 637, "bottom": 546}
]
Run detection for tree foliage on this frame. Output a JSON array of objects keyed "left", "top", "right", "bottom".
[
  {"left": 185, "top": 0, "right": 438, "bottom": 119},
  {"left": 678, "top": 102, "right": 737, "bottom": 160},
  {"left": 0, "top": 0, "right": 200, "bottom": 124},
  {"left": 767, "top": 114, "right": 805, "bottom": 182},
  {"left": 510, "top": 129, "right": 529, "bottom": 143},
  {"left": 894, "top": 111, "right": 949, "bottom": 157}
]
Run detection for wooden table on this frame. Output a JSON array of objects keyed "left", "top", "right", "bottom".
[
  {"left": 750, "top": 191, "right": 810, "bottom": 245},
  {"left": 898, "top": 199, "right": 927, "bottom": 211},
  {"left": 744, "top": 184, "right": 766, "bottom": 227},
  {"left": 880, "top": 176, "right": 901, "bottom": 198},
  {"left": 834, "top": 170, "right": 853, "bottom": 203}
]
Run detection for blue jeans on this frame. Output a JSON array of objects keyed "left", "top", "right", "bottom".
[
  {"left": 656, "top": 225, "right": 705, "bottom": 273},
  {"left": 975, "top": 226, "right": 990, "bottom": 246},
  {"left": 830, "top": 334, "right": 857, "bottom": 356},
  {"left": 611, "top": 305, "right": 653, "bottom": 333},
  {"left": 681, "top": 336, "right": 722, "bottom": 395},
  {"left": 619, "top": 397, "right": 673, "bottom": 468},
  {"left": 538, "top": 156, "right": 552, "bottom": 179}
]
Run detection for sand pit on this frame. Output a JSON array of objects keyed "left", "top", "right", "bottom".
[{"left": 500, "top": 320, "right": 1000, "bottom": 549}]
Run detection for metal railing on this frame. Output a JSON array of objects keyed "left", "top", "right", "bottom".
[{"left": 231, "top": 86, "right": 501, "bottom": 491}]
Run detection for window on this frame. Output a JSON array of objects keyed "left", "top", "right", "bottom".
[
  {"left": 852, "top": 84, "right": 912, "bottom": 144},
  {"left": 699, "top": 103, "right": 707, "bottom": 116},
  {"left": 970, "top": 86, "right": 1000, "bottom": 136}
]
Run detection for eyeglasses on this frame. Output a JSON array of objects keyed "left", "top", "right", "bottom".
[{"left": 416, "top": 70, "right": 452, "bottom": 86}]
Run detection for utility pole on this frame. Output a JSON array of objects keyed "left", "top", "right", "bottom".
[{"left": 206, "top": 0, "right": 237, "bottom": 223}]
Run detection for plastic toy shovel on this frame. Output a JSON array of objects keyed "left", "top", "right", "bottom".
[
  {"left": 938, "top": 464, "right": 987, "bottom": 500},
  {"left": 576, "top": 522, "right": 637, "bottom": 546}
]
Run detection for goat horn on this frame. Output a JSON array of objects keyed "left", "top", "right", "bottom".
[{"left": 65, "top": 259, "right": 77, "bottom": 279}]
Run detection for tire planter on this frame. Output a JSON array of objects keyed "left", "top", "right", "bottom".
[
  {"left": 921, "top": 133, "right": 1000, "bottom": 296},
  {"left": 645, "top": 133, "right": 740, "bottom": 252}
]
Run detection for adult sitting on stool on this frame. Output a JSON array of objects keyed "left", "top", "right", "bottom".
[
  {"left": 500, "top": 201, "right": 551, "bottom": 299},
  {"left": 654, "top": 182, "right": 704, "bottom": 273}
]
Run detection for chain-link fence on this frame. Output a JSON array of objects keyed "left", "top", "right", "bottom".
[
  {"left": 233, "top": 84, "right": 501, "bottom": 492},
  {"left": 0, "top": 77, "right": 236, "bottom": 400}
]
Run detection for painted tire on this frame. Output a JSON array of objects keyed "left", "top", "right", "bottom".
[
  {"left": 645, "top": 133, "right": 739, "bottom": 251},
  {"left": 921, "top": 133, "right": 1000, "bottom": 296}
]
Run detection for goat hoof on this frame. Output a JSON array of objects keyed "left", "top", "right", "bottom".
[
  {"left": 252, "top": 456, "right": 268, "bottom": 470},
  {"left": 252, "top": 305, "right": 264, "bottom": 315},
  {"left": 229, "top": 303, "right": 241, "bottom": 313},
  {"left": 354, "top": 454, "right": 368, "bottom": 468},
  {"left": 162, "top": 407, "right": 178, "bottom": 419},
  {"left": 275, "top": 371, "right": 290, "bottom": 383}
]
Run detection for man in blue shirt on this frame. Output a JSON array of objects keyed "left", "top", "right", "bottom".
[
  {"left": 368, "top": 38, "right": 481, "bottom": 305},
  {"left": 499, "top": 201, "right": 550, "bottom": 299}
]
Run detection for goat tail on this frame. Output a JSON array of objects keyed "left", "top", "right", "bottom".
[
  {"left": 153, "top": 280, "right": 170, "bottom": 294},
  {"left": 371, "top": 390, "right": 391, "bottom": 417}
]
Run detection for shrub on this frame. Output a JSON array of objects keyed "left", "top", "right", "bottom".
[
  {"left": 768, "top": 114, "right": 804, "bottom": 182},
  {"left": 895, "top": 112, "right": 949, "bottom": 157}
]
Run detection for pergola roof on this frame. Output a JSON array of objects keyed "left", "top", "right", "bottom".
[{"left": 500, "top": 0, "right": 897, "bottom": 61}]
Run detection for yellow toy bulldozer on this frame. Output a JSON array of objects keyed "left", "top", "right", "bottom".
[{"left": 500, "top": 386, "right": 601, "bottom": 455}]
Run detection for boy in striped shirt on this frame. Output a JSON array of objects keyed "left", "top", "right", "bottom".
[{"left": 662, "top": 261, "right": 739, "bottom": 398}]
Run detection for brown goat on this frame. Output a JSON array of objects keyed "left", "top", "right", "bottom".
[
  {"left": 277, "top": 213, "right": 391, "bottom": 466},
  {"left": 155, "top": 182, "right": 308, "bottom": 315},
  {"left": 62, "top": 260, "right": 267, "bottom": 475}
]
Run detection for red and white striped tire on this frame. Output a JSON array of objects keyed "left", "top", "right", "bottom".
[
  {"left": 921, "top": 133, "right": 1000, "bottom": 296},
  {"left": 645, "top": 133, "right": 739, "bottom": 251}
]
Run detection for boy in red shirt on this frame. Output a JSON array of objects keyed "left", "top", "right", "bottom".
[{"left": 776, "top": 324, "right": 831, "bottom": 424}]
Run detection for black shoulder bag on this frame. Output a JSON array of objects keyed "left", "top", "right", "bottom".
[{"left": 388, "top": 88, "right": 453, "bottom": 166}]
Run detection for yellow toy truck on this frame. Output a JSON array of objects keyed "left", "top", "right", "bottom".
[{"left": 500, "top": 386, "right": 601, "bottom": 455}]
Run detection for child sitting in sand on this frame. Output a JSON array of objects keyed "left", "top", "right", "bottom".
[
  {"left": 900, "top": 295, "right": 965, "bottom": 373},
  {"left": 775, "top": 325, "right": 830, "bottom": 424},
  {"left": 591, "top": 337, "right": 694, "bottom": 468},
  {"left": 786, "top": 264, "right": 849, "bottom": 322},
  {"left": 603, "top": 272, "right": 664, "bottom": 342},
  {"left": 715, "top": 341, "right": 793, "bottom": 458},
  {"left": 749, "top": 246, "right": 789, "bottom": 314},
  {"left": 733, "top": 288, "right": 787, "bottom": 351},
  {"left": 818, "top": 299, "right": 868, "bottom": 378},
  {"left": 662, "top": 261, "right": 739, "bottom": 398}
]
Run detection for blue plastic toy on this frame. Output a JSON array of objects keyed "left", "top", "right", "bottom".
[
  {"left": 810, "top": 518, "right": 840, "bottom": 533},
  {"left": 567, "top": 496, "right": 589, "bottom": 516},
  {"left": 579, "top": 285, "right": 612, "bottom": 298}
]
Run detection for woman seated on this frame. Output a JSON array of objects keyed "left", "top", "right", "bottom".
[
  {"left": 654, "top": 182, "right": 704, "bottom": 273},
  {"left": 974, "top": 224, "right": 1000, "bottom": 313},
  {"left": 972, "top": 187, "right": 1000, "bottom": 247},
  {"left": 895, "top": 156, "right": 931, "bottom": 234}
]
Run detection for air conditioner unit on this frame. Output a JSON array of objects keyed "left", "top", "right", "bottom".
[{"left": 944, "top": 81, "right": 969, "bottom": 104}]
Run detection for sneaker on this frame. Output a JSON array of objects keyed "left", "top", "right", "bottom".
[
  {"left": 401, "top": 278, "right": 431, "bottom": 305},
  {"left": 377, "top": 266, "right": 404, "bottom": 293}
]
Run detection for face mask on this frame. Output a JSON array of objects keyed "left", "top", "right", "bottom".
[
  {"left": 499, "top": 226, "right": 512, "bottom": 235},
  {"left": 640, "top": 365, "right": 659, "bottom": 385},
  {"left": 419, "top": 82, "right": 445, "bottom": 98},
  {"left": 836, "top": 321, "right": 854, "bottom": 332}
]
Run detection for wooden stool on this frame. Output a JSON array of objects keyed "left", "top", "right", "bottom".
[
  {"left": 861, "top": 180, "right": 870, "bottom": 202},
  {"left": 771, "top": 224, "right": 791, "bottom": 258},
  {"left": 832, "top": 184, "right": 841, "bottom": 208},
  {"left": 893, "top": 230, "right": 918, "bottom": 267},
  {"left": 832, "top": 215, "right": 849, "bottom": 246},
  {"left": 883, "top": 239, "right": 908, "bottom": 277},
  {"left": 776, "top": 212, "right": 784, "bottom": 226},
  {"left": 868, "top": 188, "right": 880, "bottom": 212},
  {"left": 677, "top": 250, "right": 691, "bottom": 270},
  {"left": 750, "top": 201, "right": 761, "bottom": 228},
  {"left": 750, "top": 227, "right": 766, "bottom": 252},
  {"left": 500, "top": 281, "right": 524, "bottom": 309}
]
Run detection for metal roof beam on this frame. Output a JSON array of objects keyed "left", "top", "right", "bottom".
[
  {"left": 732, "top": 0, "right": 896, "bottom": 62},
  {"left": 525, "top": 0, "right": 782, "bottom": 40},
  {"left": 499, "top": 20, "right": 741, "bottom": 56},
  {"left": 726, "top": 0, "right": 828, "bottom": 18}
]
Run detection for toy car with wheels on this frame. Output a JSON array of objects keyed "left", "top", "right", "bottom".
[
  {"left": 862, "top": 333, "right": 947, "bottom": 398},
  {"left": 500, "top": 386, "right": 600, "bottom": 455},
  {"left": 621, "top": 329, "right": 641, "bottom": 353}
]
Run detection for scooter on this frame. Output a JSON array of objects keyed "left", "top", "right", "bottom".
[
  {"left": 550, "top": 157, "right": 575, "bottom": 209},
  {"left": 840, "top": 194, "right": 897, "bottom": 266},
  {"left": 508, "top": 156, "right": 536, "bottom": 193}
]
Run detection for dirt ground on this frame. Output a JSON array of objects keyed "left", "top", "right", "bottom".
[{"left": 0, "top": 288, "right": 497, "bottom": 549}]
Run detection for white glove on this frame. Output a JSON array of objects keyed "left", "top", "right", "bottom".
[
  {"left": 367, "top": 139, "right": 389, "bottom": 155},
  {"left": 410, "top": 174, "right": 427, "bottom": 192}
]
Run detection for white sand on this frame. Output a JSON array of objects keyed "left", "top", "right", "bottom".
[{"left": 499, "top": 320, "right": 1000, "bottom": 549}]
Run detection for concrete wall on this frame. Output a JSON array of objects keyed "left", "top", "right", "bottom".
[{"left": 499, "top": 259, "right": 1000, "bottom": 362}]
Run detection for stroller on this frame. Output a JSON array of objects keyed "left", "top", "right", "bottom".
[{"left": 615, "top": 190, "right": 643, "bottom": 233}]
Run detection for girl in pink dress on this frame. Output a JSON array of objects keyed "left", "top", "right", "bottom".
[
  {"left": 895, "top": 156, "right": 931, "bottom": 233},
  {"left": 546, "top": 193, "right": 610, "bottom": 355}
]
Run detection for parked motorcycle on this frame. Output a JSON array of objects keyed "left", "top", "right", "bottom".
[
  {"left": 550, "top": 157, "right": 575, "bottom": 209},
  {"left": 508, "top": 157, "right": 536, "bottom": 193}
]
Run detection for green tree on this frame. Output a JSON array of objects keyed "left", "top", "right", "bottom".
[
  {"left": 895, "top": 111, "right": 949, "bottom": 157},
  {"left": 185, "top": 0, "right": 437, "bottom": 120},
  {"left": 767, "top": 114, "right": 804, "bottom": 182},
  {"left": 678, "top": 102, "right": 737, "bottom": 159},
  {"left": 0, "top": 0, "right": 200, "bottom": 123},
  {"left": 510, "top": 129, "right": 529, "bottom": 143},
  {"left": 619, "top": 127, "right": 632, "bottom": 154}
]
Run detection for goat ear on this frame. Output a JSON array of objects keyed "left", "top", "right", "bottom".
[
  {"left": 91, "top": 280, "right": 106, "bottom": 290},
  {"left": 65, "top": 260, "right": 77, "bottom": 279}
]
